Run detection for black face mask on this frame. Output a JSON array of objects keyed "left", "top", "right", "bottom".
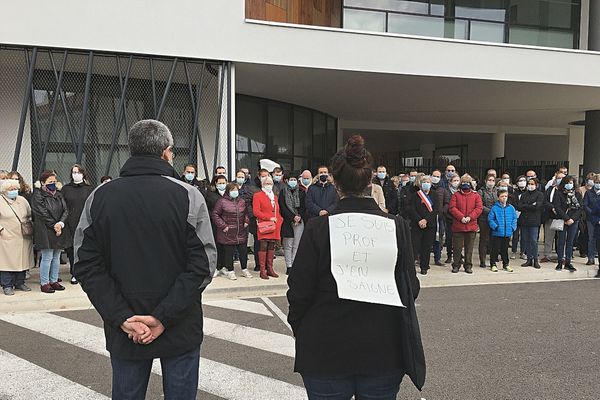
[{"left": 319, "top": 174, "right": 328, "bottom": 183}]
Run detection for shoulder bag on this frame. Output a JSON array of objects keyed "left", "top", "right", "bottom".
[
  {"left": 4, "top": 198, "right": 34, "bottom": 237},
  {"left": 550, "top": 218, "right": 564, "bottom": 232},
  {"left": 257, "top": 197, "right": 277, "bottom": 235}
]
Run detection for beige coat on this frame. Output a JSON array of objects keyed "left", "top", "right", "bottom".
[
  {"left": 371, "top": 184, "right": 387, "bottom": 212},
  {"left": 0, "top": 195, "right": 34, "bottom": 272}
]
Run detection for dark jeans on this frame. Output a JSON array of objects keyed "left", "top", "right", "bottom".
[
  {"left": 0, "top": 271, "right": 26, "bottom": 288},
  {"left": 511, "top": 227, "right": 524, "bottom": 254},
  {"left": 65, "top": 246, "right": 75, "bottom": 276},
  {"left": 587, "top": 220, "right": 597, "bottom": 262},
  {"left": 301, "top": 372, "right": 403, "bottom": 400},
  {"left": 111, "top": 346, "right": 200, "bottom": 400},
  {"left": 412, "top": 227, "right": 436, "bottom": 270},
  {"left": 452, "top": 231, "right": 476, "bottom": 270},
  {"left": 522, "top": 226, "right": 540, "bottom": 261},
  {"left": 557, "top": 222, "right": 579, "bottom": 263},
  {"left": 478, "top": 219, "right": 491, "bottom": 265},
  {"left": 223, "top": 243, "right": 248, "bottom": 271},
  {"left": 444, "top": 218, "right": 453, "bottom": 258},
  {"left": 490, "top": 236, "right": 510, "bottom": 266}
]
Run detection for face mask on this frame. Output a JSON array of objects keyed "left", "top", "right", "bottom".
[
  {"left": 274, "top": 175, "right": 282, "bottom": 182},
  {"left": 595, "top": 183, "right": 600, "bottom": 190},
  {"left": 431, "top": 176, "right": 441, "bottom": 184},
  {"left": 461, "top": 183, "right": 472, "bottom": 191},
  {"left": 185, "top": 173, "right": 195, "bottom": 182},
  {"left": 72, "top": 173, "right": 83, "bottom": 184},
  {"left": 216, "top": 183, "right": 226, "bottom": 192},
  {"left": 6, "top": 190, "right": 18, "bottom": 200},
  {"left": 236, "top": 177, "right": 245, "bottom": 185},
  {"left": 260, "top": 176, "right": 268, "bottom": 183},
  {"left": 263, "top": 185, "right": 273, "bottom": 193},
  {"left": 401, "top": 180, "right": 408, "bottom": 187},
  {"left": 588, "top": 180, "right": 594, "bottom": 187},
  {"left": 486, "top": 182, "right": 495, "bottom": 189},
  {"left": 517, "top": 181, "right": 526, "bottom": 189},
  {"left": 229, "top": 190, "right": 239, "bottom": 199},
  {"left": 46, "top": 183, "right": 57, "bottom": 192},
  {"left": 446, "top": 172, "right": 455, "bottom": 178},
  {"left": 450, "top": 181, "right": 459, "bottom": 189},
  {"left": 288, "top": 180, "right": 297, "bottom": 189},
  {"left": 302, "top": 178, "right": 311, "bottom": 186},
  {"left": 421, "top": 182, "right": 431, "bottom": 191},
  {"left": 319, "top": 174, "right": 328, "bottom": 183},
  {"left": 555, "top": 178, "right": 562, "bottom": 186},
  {"left": 527, "top": 185, "right": 536, "bottom": 191},
  {"left": 564, "top": 183, "right": 574, "bottom": 191},
  {"left": 377, "top": 172, "right": 386, "bottom": 180},
  {"left": 409, "top": 176, "right": 416, "bottom": 183},
  {"left": 499, "top": 186, "right": 508, "bottom": 192},
  {"left": 502, "top": 178, "right": 510, "bottom": 184}
]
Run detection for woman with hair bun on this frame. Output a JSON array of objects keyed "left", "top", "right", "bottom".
[{"left": 288, "top": 135, "right": 425, "bottom": 399}]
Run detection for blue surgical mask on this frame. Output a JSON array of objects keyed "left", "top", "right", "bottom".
[
  {"left": 6, "top": 190, "right": 18, "bottom": 200},
  {"left": 409, "top": 176, "right": 416, "bottom": 183},
  {"left": 377, "top": 172, "right": 386, "bottom": 180},
  {"left": 288, "top": 180, "right": 297, "bottom": 189},
  {"left": 46, "top": 183, "right": 57, "bottom": 191},
  {"left": 229, "top": 190, "right": 239, "bottom": 199},
  {"left": 185, "top": 173, "right": 195, "bottom": 182},
  {"left": 446, "top": 171, "right": 455, "bottom": 178},
  {"left": 564, "top": 183, "right": 574, "bottom": 191},
  {"left": 274, "top": 175, "right": 282, "bottom": 182},
  {"left": 421, "top": 182, "right": 431, "bottom": 191},
  {"left": 587, "top": 180, "right": 594, "bottom": 187},
  {"left": 555, "top": 178, "right": 562, "bottom": 186},
  {"left": 595, "top": 183, "right": 600, "bottom": 190},
  {"left": 302, "top": 178, "right": 311, "bottom": 186},
  {"left": 216, "top": 183, "right": 226, "bottom": 191},
  {"left": 236, "top": 177, "right": 245, "bottom": 185}
]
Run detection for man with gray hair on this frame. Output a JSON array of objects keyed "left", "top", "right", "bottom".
[{"left": 74, "top": 119, "right": 216, "bottom": 399}]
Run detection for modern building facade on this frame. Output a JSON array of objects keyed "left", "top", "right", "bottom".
[{"left": 1, "top": 0, "right": 600, "bottom": 183}]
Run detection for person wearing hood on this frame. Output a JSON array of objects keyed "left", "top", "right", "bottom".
[
  {"left": 0, "top": 179, "right": 34, "bottom": 295},
  {"left": 372, "top": 165, "right": 398, "bottom": 215},
  {"left": 477, "top": 174, "right": 499, "bottom": 269},
  {"left": 517, "top": 178, "right": 545, "bottom": 269},
  {"left": 488, "top": 189, "right": 518, "bottom": 272},
  {"left": 448, "top": 174, "right": 483, "bottom": 273},
  {"left": 31, "top": 170, "right": 69, "bottom": 293},
  {"left": 211, "top": 182, "right": 252, "bottom": 280},
  {"left": 552, "top": 176, "right": 583, "bottom": 271},
  {"left": 305, "top": 166, "right": 338, "bottom": 219},
  {"left": 279, "top": 172, "right": 306, "bottom": 275},
  {"left": 253, "top": 176, "right": 283, "bottom": 279},
  {"left": 61, "top": 164, "right": 95, "bottom": 285},
  {"left": 583, "top": 173, "right": 600, "bottom": 265}
]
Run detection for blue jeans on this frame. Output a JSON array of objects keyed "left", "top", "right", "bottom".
[
  {"left": 587, "top": 220, "right": 597, "bottom": 262},
  {"left": 433, "top": 240, "right": 442, "bottom": 263},
  {"left": 0, "top": 271, "right": 25, "bottom": 288},
  {"left": 511, "top": 227, "right": 524, "bottom": 254},
  {"left": 557, "top": 222, "right": 579, "bottom": 263},
  {"left": 39, "top": 249, "right": 61, "bottom": 286},
  {"left": 302, "top": 372, "right": 403, "bottom": 400},
  {"left": 521, "top": 226, "right": 540, "bottom": 260},
  {"left": 111, "top": 346, "right": 200, "bottom": 400}
]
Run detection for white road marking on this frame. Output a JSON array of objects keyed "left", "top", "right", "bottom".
[
  {"left": 0, "top": 349, "right": 110, "bottom": 399},
  {"left": 204, "top": 299, "right": 273, "bottom": 316},
  {"left": 261, "top": 297, "right": 293, "bottom": 332},
  {"left": 0, "top": 313, "right": 307, "bottom": 400},
  {"left": 204, "top": 317, "right": 294, "bottom": 357}
]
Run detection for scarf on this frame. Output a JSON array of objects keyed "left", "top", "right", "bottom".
[
  {"left": 566, "top": 191, "right": 581, "bottom": 210},
  {"left": 417, "top": 190, "right": 433, "bottom": 213},
  {"left": 263, "top": 188, "right": 275, "bottom": 204},
  {"left": 41, "top": 186, "right": 56, "bottom": 196},
  {"left": 284, "top": 186, "right": 300, "bottom": 215}
]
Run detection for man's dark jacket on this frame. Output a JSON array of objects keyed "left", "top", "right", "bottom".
[
  {"left": 74, "top": 156, "right": 217, "bottom": 360},
  {"left": 287, "top": 197, "right": 426, "bottom": 390},
  {"left": 373, "top": 176, "right": 399, "bottom": 215},
  {"left": 305, "top": 182, "right": 338, "bottom": 219}
]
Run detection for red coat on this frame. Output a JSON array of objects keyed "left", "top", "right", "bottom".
[
  {"left": 252, "top": 191, "right": 283, "bottom": 241},
  {"left": 448, "top": 190, "right": 483, "bottom": 233}
]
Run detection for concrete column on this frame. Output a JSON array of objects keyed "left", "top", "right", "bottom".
[
  {"left": 491, "top": 129, "right": 505, "bottom": 159},
  {"left": 584, "top": 111, "right": 600, "bottom": 173},
  {"left": 589, "top": 0, "right": 600, "bottom": 50},
  {"left": 568, "top": 127, "right": 584, "bottom": 175}
]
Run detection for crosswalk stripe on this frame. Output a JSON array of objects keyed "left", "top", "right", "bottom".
[
  {"left": 204, "top": 317, "right": 295, "bottom": 357},
  {"left": 204, "top": 299, "right": 273, "bottom": 316},
  {"left": 0, "top": 313, "right": 307, "bottom": 400},
  {"left": 0, "top": 349, "right": 110, "bottom": 399}
]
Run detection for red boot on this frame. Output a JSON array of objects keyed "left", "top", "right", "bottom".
[
  {"left": 266, "top": 248, "right": 279, "bottom": 278},
  {"left": 258, "top": 250, "right": 268, "bottom": 280}
]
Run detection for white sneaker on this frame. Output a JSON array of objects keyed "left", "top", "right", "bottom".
[
  {"left": 226, "top": 270, "right": 237, "bottom": 280},
  {"left": 241, "top": 269, "right": 253, "bottom": 278},
  {"left": 213, "top": 268, "right": 220, "bottom": 278}
]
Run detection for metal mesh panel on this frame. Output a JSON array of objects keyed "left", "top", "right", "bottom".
[{"left": 0, "top": 45, "right": 229, "bottom": 184}]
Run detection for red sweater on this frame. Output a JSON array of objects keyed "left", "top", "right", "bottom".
[
  {"left": 448, "top": 190, "right": 483, "bottom": 233},
  {"left": 252, "top": 191, "right": 283, "bottom": 240}
]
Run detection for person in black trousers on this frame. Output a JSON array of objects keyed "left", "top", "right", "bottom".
[{"left": 408, "top": 175, "right": 438, "bottom": 275}]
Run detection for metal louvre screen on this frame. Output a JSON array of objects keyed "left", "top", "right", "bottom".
[{"left": 0, "top": 45, "right": 230, "bottom": 184}]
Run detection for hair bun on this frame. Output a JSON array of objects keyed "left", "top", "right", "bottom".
[{"left": 344, "top": 135, "right": 368, "bottom": 168}]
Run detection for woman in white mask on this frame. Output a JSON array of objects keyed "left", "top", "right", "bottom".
[
  {"left": 61, "top": 164, "right": 94, "bottom": 285},
  {"left": 252, "top": 176, "right": 282, "bottom": 279}
]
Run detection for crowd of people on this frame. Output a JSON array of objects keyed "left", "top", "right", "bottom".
[{"left": 2, "top": 154, "right": 600, "bottom": 296}]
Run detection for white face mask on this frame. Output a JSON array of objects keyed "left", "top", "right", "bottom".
[
  {"left": 263, "top": 185, "right": 273, "bottom": 194},
  {"left": 72, "top": 173, "right": 84, "bottom": 184},
  {"left": 431, "top": 176, "right": 441, "bottom": 184}
]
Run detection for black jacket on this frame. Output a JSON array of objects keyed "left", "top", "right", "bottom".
[
  {"left": 279, "top": 185, "right": 306, "bottom": 238},
  {"left": 543, "top": 187, "right": 559, "bottom": 222},
  {"left": 74, "top": 156, "right": 217, "bottom": 360},
  {"left": 31, "top": 188, "right": 69, "bottom": 250},
  {"left": 373, "top": 176, "right": 399, "bottom": 215},
  {"left": 516, "top": 189, "right": 544, "bottom": 227},
  {"left": 408, "top": 189, "right": 439, "bottom": 230},
  {"left": 61, "top": 182, "right": 95, "bottom": 242},
  {"left": 398, "top": 184, "right": 417, "bottom": 219},
  {"left": 305, "top": 182, "right": 339, "bottom": 219},
  {"left": 552, "top": 190, "right": 583, "bottom": 222},
  {"left": 287, "top": 197, "right": 425, "bottom": 390}
]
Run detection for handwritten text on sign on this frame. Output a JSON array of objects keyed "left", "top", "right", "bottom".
[{"left": 329, "top": 213, "right": 405, "bottom": 308}]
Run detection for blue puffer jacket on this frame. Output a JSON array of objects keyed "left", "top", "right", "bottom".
[{"left": 488, "top": 201, "right": 518, "bottom": 238}]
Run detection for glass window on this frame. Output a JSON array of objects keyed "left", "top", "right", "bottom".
[
  {"left": 267, "top": 102, "right": 292, "bottom": 155},
  {"left": 313, "top": 113, "right": 327, "bottom": 158},
  {"left": 509, "top": 0, "right": 577, "bottom": 30},
  {"left": 343, "top": 8, "right": 386, "bottom": 32},
  {"left": 293, "top": 108, "right": 312, "bottom": 157},
  {"left": 509, "top": 26, "right": 574, "bottom": 49},
  {"left": 470, "top": 21, "right": 505, "bottom": 43},
  {"left": 455, "top": 0, "right": 507, "bottom": 22},
  {"left": 236, "top": 97, "right": 266, "bottom": 153},
  {"left": 344, "top": 0, "right": 429, "bottom": 14},
  {"left": 327, "top": 117, "right": 337, "bottom": 160},
  {"left": 388, "top": 13, "right": 468, "bottom": 39}
]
